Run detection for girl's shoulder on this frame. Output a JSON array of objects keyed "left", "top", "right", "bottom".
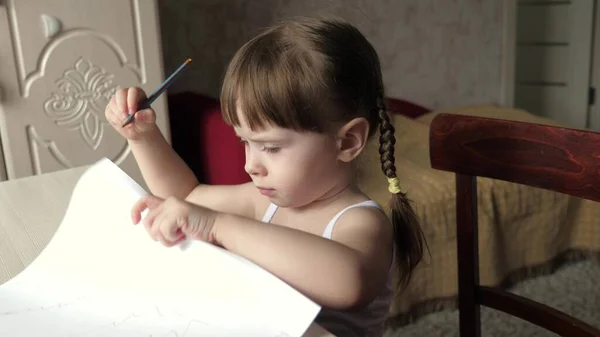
[{"left": 325, "top": 190, "right": 392, "bottom": 242}]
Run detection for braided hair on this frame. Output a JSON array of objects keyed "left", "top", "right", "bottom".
[{"left": 377, "top": 99, "right": 426, "bottom": 290}]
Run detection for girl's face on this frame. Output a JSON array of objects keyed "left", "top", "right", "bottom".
[{"left": 234, "top": 121, "right": 348, "bottom": 208}]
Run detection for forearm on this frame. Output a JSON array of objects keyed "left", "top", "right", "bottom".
[
  {"left": 129, "top": 128, "right": 198, "bottom": 199},
  {"left": 214, "top": 213, "right": 368, "bottom": 309}
]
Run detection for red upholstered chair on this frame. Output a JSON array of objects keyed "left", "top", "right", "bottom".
[{"left": 168, "top": 92, "right": 249, "bottom": 185}]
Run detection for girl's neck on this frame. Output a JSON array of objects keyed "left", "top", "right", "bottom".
[{"left": 289, "top": 180, "right": 361, "bottom": 214}]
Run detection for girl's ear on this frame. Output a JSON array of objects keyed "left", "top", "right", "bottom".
[{"left": 336, "top": 117, "right": 370, "bottom": 162}]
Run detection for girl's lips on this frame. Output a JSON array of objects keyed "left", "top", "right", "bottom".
[{"left": 257, "top": 187, "right": 275, "bottom": 196}]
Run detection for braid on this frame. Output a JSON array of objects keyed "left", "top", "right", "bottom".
[
  {"left": 376, "top": 99, "right": 427, "bottom": 291},
  {"left": 377, "top": 105, "right": 397, "bottom": 179}
]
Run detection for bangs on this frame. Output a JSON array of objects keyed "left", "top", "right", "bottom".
[{"left": 220, "top": 28, "right": 329, "bottom": 132}]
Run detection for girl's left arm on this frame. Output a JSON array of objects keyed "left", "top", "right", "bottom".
[{"left": 212, "top": 209, "right": 393, "bottom": 310}]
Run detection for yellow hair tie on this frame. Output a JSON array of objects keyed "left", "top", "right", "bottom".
[{"left": 387, "top": 177, "right": 402, "bottom": 194}]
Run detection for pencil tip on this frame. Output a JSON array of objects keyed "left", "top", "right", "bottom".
[
  {"left": 186, "top": 58, "right": 192, "bottom": 64},
  {"left": 122, "top": 115, "right": 133, "bottom": 127}
]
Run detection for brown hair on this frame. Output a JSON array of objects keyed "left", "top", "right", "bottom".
[{"left": 220, "top": 16, "right": 426, "bottom": 289}]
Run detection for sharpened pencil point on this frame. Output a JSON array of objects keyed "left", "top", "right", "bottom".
[{"left": 122, "top": 115, "right": 134, "bottom": 127}]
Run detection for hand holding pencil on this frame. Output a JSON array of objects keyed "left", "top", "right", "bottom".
[
  {"left": 104, "top": 59, "right": 191, "bottom": 141},
  {"left": 105, "top": 87, "right": 158, "bottom": 141}
]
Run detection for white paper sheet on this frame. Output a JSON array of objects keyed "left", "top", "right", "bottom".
[{"left": 0, "top": 158, "right": 320, "bottom": 337}]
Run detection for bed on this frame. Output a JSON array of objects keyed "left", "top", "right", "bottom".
[{"left": 166, "top": 93, "right": 600, "bottom": 327}]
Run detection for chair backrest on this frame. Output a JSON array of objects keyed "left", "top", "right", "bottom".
[{"left": 428, "top": 113, "right": 600, "bottom": 337}]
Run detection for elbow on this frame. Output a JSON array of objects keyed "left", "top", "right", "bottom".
[
  {"left": 342, "top": 280, "right": 375, "bottom": 311},
  {"left": 327, "top": 265, "right": 376, "bottom": 311},
  {"left": 337, "top": 290, "right": 367, "bottom": 311}
]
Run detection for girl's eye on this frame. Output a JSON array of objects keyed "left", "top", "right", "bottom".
[{"left": 263, "top": 146, "right": 280, "bottom": 154}]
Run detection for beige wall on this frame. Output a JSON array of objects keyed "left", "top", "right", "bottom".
[{"left": 157, "top": 0, "right": 504, "bottom": 110}]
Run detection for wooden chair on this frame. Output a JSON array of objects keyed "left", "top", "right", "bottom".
[{"left": 428, "top": 113, "right": 600, "bottom": 337}]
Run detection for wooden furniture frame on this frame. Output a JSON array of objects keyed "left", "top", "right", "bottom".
[{"left": 429, "top": 113, "right": 600, "bottom": 337}]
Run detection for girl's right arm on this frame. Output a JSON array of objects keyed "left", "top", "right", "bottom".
[
  {"left": 106, "top": 87, "right": 256, "bottom": 219},
  {"left": 129, "top": 131, "right": 256, "bottom": 218}
]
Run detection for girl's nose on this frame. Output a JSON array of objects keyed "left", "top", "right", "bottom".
[{"left": 244, "top": 150, "right": 267, "bottom": 177}]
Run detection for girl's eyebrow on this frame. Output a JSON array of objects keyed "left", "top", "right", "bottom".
[
  {"left": 242, "top": 137, "right": 284, "bottom": 144},
  {"left": 234, "top": 131, "right": 287, "bottom": 143}
]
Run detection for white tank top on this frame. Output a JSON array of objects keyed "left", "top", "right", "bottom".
[{"left": 261, "top": 200, "right": 395, "bottom": 337}]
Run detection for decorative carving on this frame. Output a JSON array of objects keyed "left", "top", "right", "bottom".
[
  {"left": 43, "top": 58, "right": 118, "bottom": 149},
  {"left": 23, "top": 29, "right": 139, "bottom": 98},
  {"left": 27, "top": 125, "right": 131, "bottom": 174},
  {"left": 6, "top": 0, "right": 144, "bottom": 97},
  {"left": 41, "top": 14, "right": 62, "bottom": 39}
]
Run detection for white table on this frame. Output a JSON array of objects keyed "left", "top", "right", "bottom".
[{"left": 0, "top": 165, "right": 334, "bottom": 337}]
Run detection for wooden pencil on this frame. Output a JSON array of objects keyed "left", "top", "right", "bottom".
[{"left": 122, "top": 58, "right": 192, "bottom": 127}]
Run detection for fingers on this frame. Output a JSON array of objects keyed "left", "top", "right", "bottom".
[
  {"left": 105, "top": 95, "right": 122, "bottom": 127},
  {"left": 131, "top": 196, "right": 191, "bottom": 248},
  {"left": 149, "top": 211, "right": 168, "bottom": 245},
  {"left": 171, "top": 236, "right": 187, "bottom": 246},
  {"left": 143, "top": 208, "right": 158, "bottom": 235},
  {"left": 109, "top": 87, "right": 147, "bottom": 124},
  {"left": 131, "top": 195, "right": 163, "bottom": 224},
  {"left": 114, "top": 88, "right": 129, "bottom": 117},
  {"left": 150, "top": 212, "right": 184, "bottom": 247},
  {"left": 164, "top": 222, "right": 185, "bottom": 243},
  {"left": 127, "top": 87, "right": 147, "bottom": 115},
  {"left": 136, "top": 108, "right": 156, "bottom": 125},
  {"left": 156, "top": 206, "right": 186, "bottom": 244}
]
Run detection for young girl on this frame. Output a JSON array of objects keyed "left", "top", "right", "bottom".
[{"left": 105, "top": 16, "right": 425, "bottom": 337}]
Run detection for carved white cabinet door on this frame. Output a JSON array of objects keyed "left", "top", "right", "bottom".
[{"left": 0, "top": 0, "right": 170, "bottom": 186}]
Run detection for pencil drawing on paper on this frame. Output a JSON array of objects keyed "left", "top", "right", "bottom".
[
  {"left": 0, "top": 295, "right": 89, "bottom": 316},
  {"left": 0, "top": 294, "right": 212, "bottom": 337}
]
